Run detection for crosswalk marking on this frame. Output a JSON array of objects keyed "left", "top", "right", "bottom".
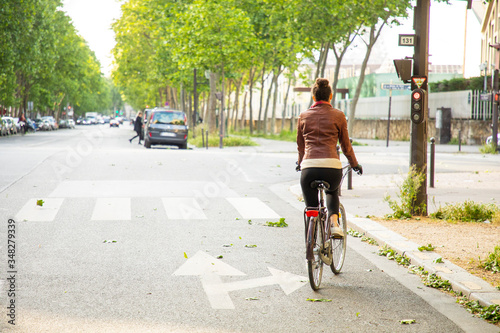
[
  {"left": 15, "top": 198, "right": 64, "bottom": 222},
  {"left": 49, "top": 180, "right": 238, "bottom": 198},
  {"left": 91, "top": 198, "right": 131, "bottom": 221},
  {"left": 14, "top": 196, "right": 281, "bottom": 222},
  {"left": 162, "top": 198, "right": 207, "bottom": 220},
  {"left": 226, "top": 197, "right": 280, "bottom": 219}
]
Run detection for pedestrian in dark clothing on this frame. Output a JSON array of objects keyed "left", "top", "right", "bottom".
[{"left": 129, "top": 112, "right": 143, "bottom": 144}]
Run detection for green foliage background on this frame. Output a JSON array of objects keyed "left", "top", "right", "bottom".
[{"left": 0, "top": 0, "right": 122, "bottom": 117}]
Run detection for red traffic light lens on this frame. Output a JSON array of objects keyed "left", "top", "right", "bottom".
[{"left": 412, "top": 91, "right": 421, "bottom": 100}]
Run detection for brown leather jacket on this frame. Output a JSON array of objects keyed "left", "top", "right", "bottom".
[{"left": 297, "top": 102, "right": 358, "bottom": 168}]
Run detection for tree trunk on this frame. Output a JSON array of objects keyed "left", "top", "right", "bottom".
[
  {"left": 202, "top": 91, "right": 208, "bottom": 125},
  {"left": 348, "top": 23, "right": 386, "bottom": 136},
  {"left": 226, "top": 79, "right": 232, "bottom": 132},
  {"left": 310, "top": 42, "right": 328, "bottom": 106},
  {"left": 233, "top": 76, "right": 243, "bottom": 131},
  {"left": 281, "top": 74, "right": 293, "bottom": 132},
  {"left": 263, "top": 71, "right": 276, "bottom": 134},
  {"left": 331, "top": 30, "right": 359, "bottom": 106},
  {"left": 320, "top": 41, "right": 330, "bottom": 77},
  {"left": 271, "top": 66, "right": 282, "bottom": 135},
  {"left": 171, "top": 87, "right": 178, "bottom": 109},
  {"left": 208, "top": 71, "right": 218, "bottom": 133},
  {"left": 248, "top": 67, "right": 256, "bottom": 133},
  {"left": 240, "top": 90, "right": 248, "bottom": 131},
  {"left": 257, "top": 63, "right": 266, "bottom": 132}
]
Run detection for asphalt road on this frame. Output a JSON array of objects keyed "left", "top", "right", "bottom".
[{"left": 0, "top": 125, "right": 497, "bottom": 332}]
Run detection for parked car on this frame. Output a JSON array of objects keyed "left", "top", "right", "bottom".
[
  {"left": 35, "top": 119, "right": 51, "bottom": 131},
  {"left": 68, "top": 119, "right": 75, "bottom": 128},
  {"left": 110, "top": 118, "right": 120, "bottom": 127},
  {"left": 76, "top": 117, "right": 84, "bottom": 125},
  {"left": 13, "top": 117, "right": 21, "bottom": 132},
  {"left": 58, "top": 119, "right": 73, "bottom": 129},
  {"left": 143, "top": 109, "right": 188, "bottom": 149},
  {"left": 3, "top": 117, "right": 18, "bottom": 135},
  {"left": 486, "top": 135, "right": 500, "bottom": 146},
  {"left": 85, "top": 116, "right": 96, "bottom": 125},
  {"left": 41, "top": 116, "right": 57, "bottom": 130},
  {"left": 0, "top": 118, "right": 9, "bottom": 136}
]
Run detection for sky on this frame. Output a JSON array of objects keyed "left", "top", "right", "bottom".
[
  {"left": 61, "top": 0, "right": 482, "bottom": 78},
  {"left": 61, "top": 0, "right": 122, "bottom": 77}
]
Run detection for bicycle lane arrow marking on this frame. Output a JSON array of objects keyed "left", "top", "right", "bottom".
[{"left": 173, "top": 251, "right": 308, "bottom": 309}]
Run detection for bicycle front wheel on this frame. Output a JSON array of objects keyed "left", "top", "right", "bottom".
[
  {"left": 330, "top": 203, "right": 347, "bottom": 274},
  {"left": 307, "top": 216, "right": 323, "bottom": 290}
]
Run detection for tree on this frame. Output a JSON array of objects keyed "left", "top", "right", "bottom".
[
  {"left": 168, "top": 0, "right": 255, "bottom": 133},
  {"left": 348, "top": 0, "right": 412, "bottom": 135}
]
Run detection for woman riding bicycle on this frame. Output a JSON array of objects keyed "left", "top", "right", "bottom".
[{"left": 297, "top": 78, "right": 362, "bottom": 238}]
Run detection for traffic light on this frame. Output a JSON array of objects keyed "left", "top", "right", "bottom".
[
  {"left": 495, "top": 93, "right": 500, "bottom": 103},
  {"left": 393, "top": 59, "right": 412, "bottom": 83},
  {"left": 411, "top": 89, "right": 425, "bottom": 124}
]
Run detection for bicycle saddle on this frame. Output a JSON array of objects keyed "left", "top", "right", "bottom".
[{"left": 310, "top": 180, "right": 330, "bottom": 189}]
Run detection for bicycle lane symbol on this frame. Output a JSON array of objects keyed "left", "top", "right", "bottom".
[{"left": 173, "top": 251, "right": 308, "bottom": 309}]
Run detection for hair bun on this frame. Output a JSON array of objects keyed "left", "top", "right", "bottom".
[{"left": 315, "top": 78, "right": 329, "bottom": 87}]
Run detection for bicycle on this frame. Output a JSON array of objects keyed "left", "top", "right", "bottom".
[{"left": 303, "top": 164, "right": 355, "bottom": 291}]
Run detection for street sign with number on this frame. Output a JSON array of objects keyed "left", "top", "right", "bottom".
[
  {"left": 399, "top": 34, "right": 416, "bottom": 46},
  {"left": 480, "top": 93, "right": 492, "bottom": 101}
]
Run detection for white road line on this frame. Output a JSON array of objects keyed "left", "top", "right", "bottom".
[
  {"left": 15, "top": 198, "right": 64, "bottom": 222},
  {"left": 91, "top": 198, "right": 131, "bottom": 221},
  {"left": 226, "top": 197, "right": 280, "bottom": 219},
  {"left": 162, "top": 198, "right": 207, "bottom": 220},
  {"left": 49, "top": 181, "right": 238, "bottom": 198}
]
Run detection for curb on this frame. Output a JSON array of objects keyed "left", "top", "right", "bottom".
[{"left": 289, "top": 184, "right": 500, "bottom": 308}]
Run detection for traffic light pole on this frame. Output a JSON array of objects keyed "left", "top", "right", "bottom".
[{"left": 411, "top": 0, "right": 430, "bottom": 215}]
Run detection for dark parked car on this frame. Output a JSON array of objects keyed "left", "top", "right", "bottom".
[{"left": 144, "top": 109, "right": 188, "bottom": 149}]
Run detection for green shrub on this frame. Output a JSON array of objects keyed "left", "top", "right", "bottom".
[
  {"left": 480, "top": 245, "right": 500, "bottom": 273},
  {"left": 384, "top": 166, "right": 426, "bottom": 218},
  {"left": 232, "top": 129, "right": 297, "bottom": 142},
  {"left": 190, "top": 134, "right": 258, "bottom": 147},
  {"left": 480, "top": 143, "right": 498, "bottom": 154},
  {"left": 430, "top": 200, "right": 499, "bottom": 222}
]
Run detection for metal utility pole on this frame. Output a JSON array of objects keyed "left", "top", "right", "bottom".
[{"left": 411, "top": 0, "right": 430, "bottom": 215}]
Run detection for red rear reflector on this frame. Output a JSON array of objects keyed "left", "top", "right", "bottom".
[{"left": 305, "top": 210, "right": 319, "bottom": 217}]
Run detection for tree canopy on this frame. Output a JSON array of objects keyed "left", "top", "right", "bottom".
[
  {"left": 0, "top": 0, "right": 120, "bottom": 118},
  {"left": 111, "top": 0, "right": 420, "bottom": 133}
]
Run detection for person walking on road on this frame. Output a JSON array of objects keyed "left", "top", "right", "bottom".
[
  {"left": 129, "top": 112, "right": 144, "bottom": 145},
  {"left": 296, "top": 78, "right": 363, "bottom": 238},
  {"left": 20, "top": 112, "right": 27, "bottom": 135}
]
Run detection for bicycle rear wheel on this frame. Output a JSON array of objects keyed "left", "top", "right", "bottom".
[
  {"left": 330, "top": 203, "right": 347, "bottom": 274},
  {"left": 306, "top": 216, "right": 323, "bottom": 290}
]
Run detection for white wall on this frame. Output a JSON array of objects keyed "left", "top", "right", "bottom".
[{"left": 339, "top": 91, "right": 471, "bottom": 120}]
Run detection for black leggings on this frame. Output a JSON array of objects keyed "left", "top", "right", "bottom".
[
  {"left": 300, "top": 167, "right": 342, "bottom": 220},
  {"left": 130, "top": 131, "right": 142, "bottom": 142}
]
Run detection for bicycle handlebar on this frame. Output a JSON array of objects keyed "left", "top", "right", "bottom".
[{"left": 296, "top": 161, "right": 362, "bottom": 176}]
